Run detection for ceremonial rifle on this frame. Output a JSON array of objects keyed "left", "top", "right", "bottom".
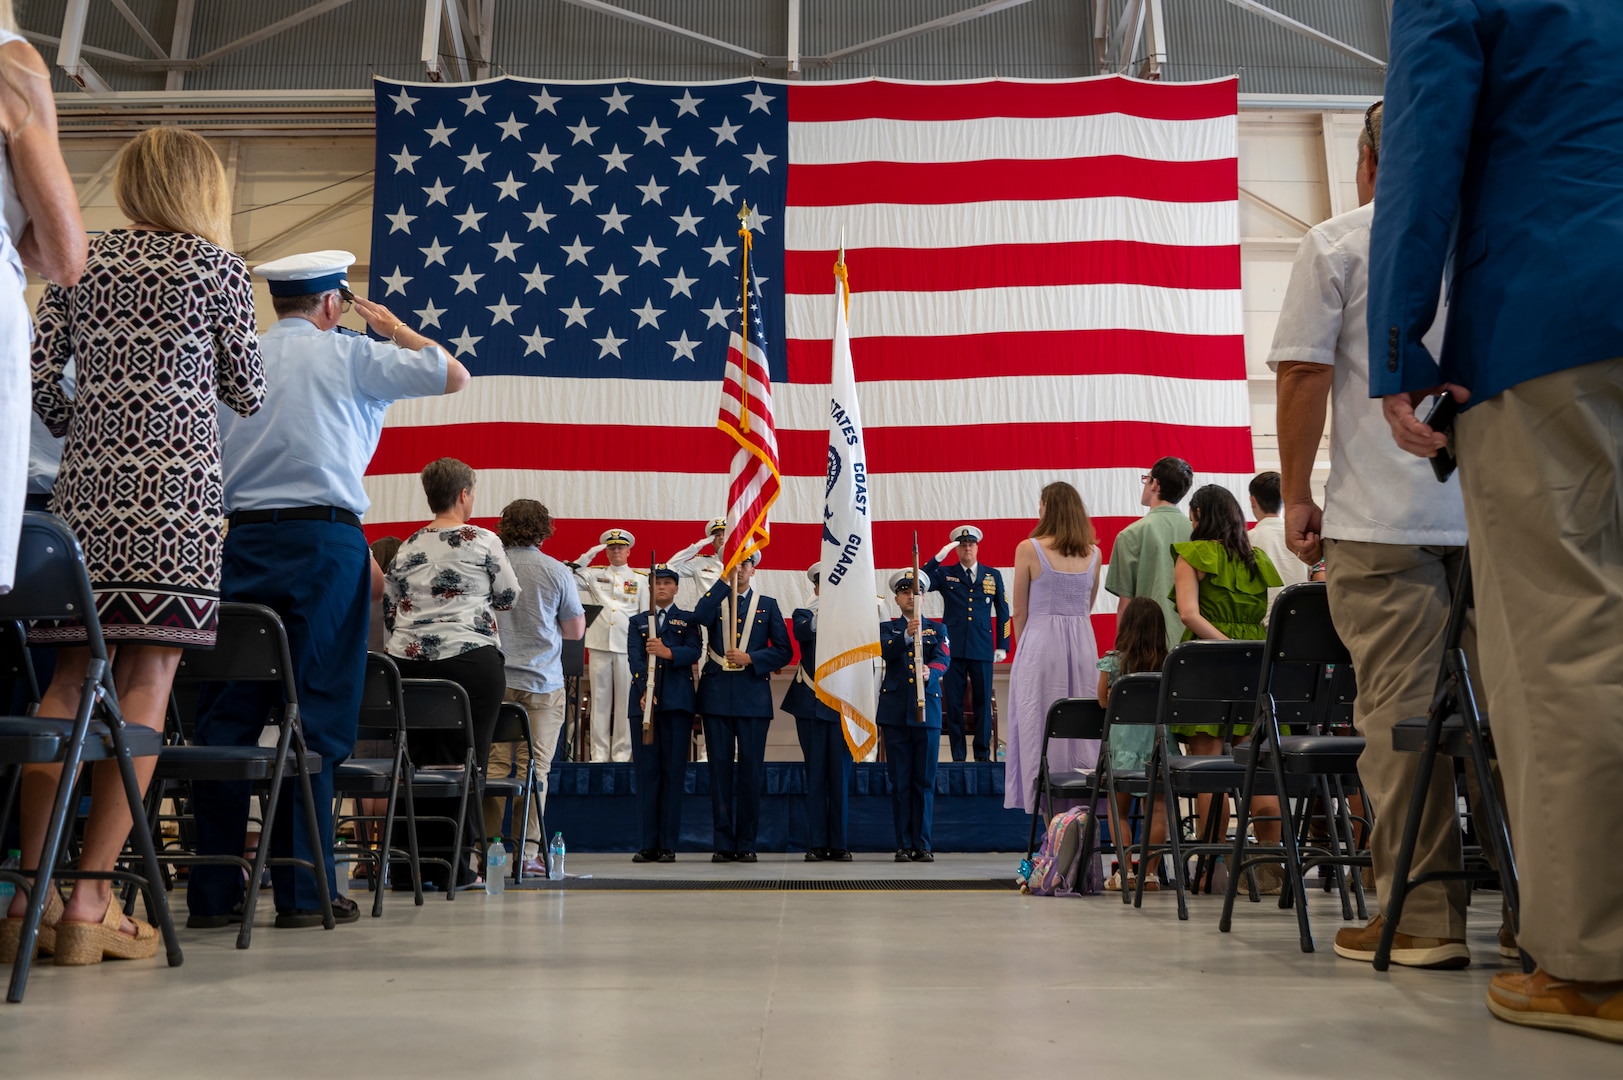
[
  {"left": 643, "top": 549, "right": 657, "bottom": 746},
  {"left": 913, "top": 531, "right": 926, "bottom": 724}
]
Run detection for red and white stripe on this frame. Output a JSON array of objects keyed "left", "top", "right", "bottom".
[{"left": 717, "top": 321, "right": 781, "bottom": 572}]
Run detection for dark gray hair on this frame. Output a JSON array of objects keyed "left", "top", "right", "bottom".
[{"left": 421, "top": 457, "right": 475, "bottom": 514}]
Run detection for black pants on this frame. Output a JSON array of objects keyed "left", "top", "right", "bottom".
[{"left": 392, "top": 646, "right": 505, "bottom": 886}]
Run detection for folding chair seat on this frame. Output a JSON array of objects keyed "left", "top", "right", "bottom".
[
  {"left": 1018, "top": 698, "right": 1106, "bottom": 885},
  {"left": 333, "top": 653, "right": 417, "bottom": 914},
  {"left": 0, "top": 512, "right": 180, "bottom": 1002},
  {"left": 393, "top": 679, "right": 477, "bottom": 900},
  {"left": 483, "top": 700, "right": 546, "bottom": 883},
  {"left": 150, "top": 603, "right": 333, "bottom": 949}
]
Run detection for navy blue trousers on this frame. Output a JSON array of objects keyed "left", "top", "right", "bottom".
[
  {"left": 188, "top": 518, "right": 369, "bottom": 915},
  {"left": 942, "top": 657, "right": 994, "bottom": 761},
  {"left": 882, "top": 725, "right": 938, "bottom": 852},
  {"left": 796, "top": 718, "right": 852, "bottom": 851},
  {"left": 702, "top": 715, "right": 769, "bottom": 854},
  {"left": 634, "top": 710, "right": 691, "bottom": 852}
]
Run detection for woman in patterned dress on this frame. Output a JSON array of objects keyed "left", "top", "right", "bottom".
[{"left": 5, "top": 127, "right": 264, "bottom": 965}]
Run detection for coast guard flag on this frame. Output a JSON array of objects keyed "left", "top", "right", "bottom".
[{"left": 815, "top": 260, "right": 880, "bottom": 759}]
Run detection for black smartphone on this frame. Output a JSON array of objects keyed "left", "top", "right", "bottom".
[{"left": 1421, "top": 391, "right": 1458, "bottom": 483}]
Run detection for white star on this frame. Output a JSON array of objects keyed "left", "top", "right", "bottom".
[
  {"left": 422, "top": 178, "right": 452, "bottom": 206},
  {"left": 386, "top": 205, "right": 416, "bottom": 234},
  {"left": 488, "top": 232, "right": 521, "bottom": 262},
  {"left": 668, "top": 331, "right": 700, "bottom": 361},
  {"left": 521, "top": 328, "right": 553, "bottom": 357},
  {"left": 701, "top": 299, "right": 732, "bottom": 329},
  {"left": 593, "top": 327, "right": 627, "bottom": 359},
  {"left": 390, "top": 87, "right": 419, "bottom": 115},
  {"left": 449, "top": 326, "right": 483, "bottom": 357},
  {"left": 599, "top": 144, "right": 631, "bottom": 173},
  {"left": 672, "top": 89, "right": 703, "bottom": 117},
  {"left": 744, "top": 144, "right": 777, "bottom": 173},
  {"left": 414, "top": 298, "right": 446, "bottom": 328},
  {"left": 425, "top": 119, "right": 456, "bottom": 147},
  {"left": 594, "top": 265, "right": 628, "bottom": 295},
  {"left": 568, "top": 117, "right": 598, "bottom": 145},
  {"left": 743, "top": 85, "right": 774, "bottom": 113},
  {"left": 710, "top": 117, "right": 741, "bottom": 145},
  {"left": 707, "top": 175, "right": 739, "bottom": 204},
  {"left": 450, "top": 264, "right": 484, "bottom": 294},
  {"left": 596, "top": 204, "right": 629, "bottom": 234},
  {"left": 566, "top": 175, "right": 597, "bottom": 204},
  {"left": 531, "top": 88, "right": 560, "bottom": 114},
  {"left": 633, "top": 236, "right": 667, "bottom": 266},
  {"left": 670, "top": 206, "right": 702, "bottom": 236},
  {"left": 418, "top": 237, "right": 450, "bottom": 266},
  {"left": 492, "top": 172, "right": 526, "bottom": 202},
  {"left": 601, "top": 86, "right": 633, "bottom": 114},
  {"left": 560, "top": 297, "right": 593, "bottom": 328},
  {"left": 632, "top": 299, "right": 665, "bottom": 329},
  {"left": 381, "top": 266, "right": 412, "bottom": 296},
  {"left": 639, "top": 117, "right": 670, "bottom": 146},
  {"left": 672, "top": 147, "right": 705, "bottom": 175},
  {"left": 486, "top": 294, "right": 519, "bottom": 325},
  {"left": 745, "top": 207, "right": 772, "bottom": 234},
  {"left": 754, "top": 274, "right": 770, "bottom": 290},
  {"left": 458, "top": 144, "right": 490, "bottom": 173},
  {"left": 520, "top": 265, "right": 552, "bottom": 293},
  {"left": 635, "top": 175, "right": 668, "bottom": 205},
  {"left": 524, "top": 201, "right": 554, "bottom": 232},
  {"left": 528, "top": 145, "right": 559, "bottom": 172},
  {"left": 460, "top": 87, "right": 489, "bottom": 114},
  {"left": 560, "top": 236, "right": 593, "bottom": 266},
  {"left": 703, "top": 237, "right": 737, "bottom": 266},
  {"left": 390, "top": 145, "right": 419, "bottom": 174},
  {"left": 454, "top": 204, "right": 486, "bottom": 232},
  {"left": 496, "top": 112, "right": 528, "bottom": 140},
  {"left": 665, "top": 268, "right": 697, "bottom": 299}
]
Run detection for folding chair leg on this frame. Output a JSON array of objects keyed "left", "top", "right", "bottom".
[
  {"left": 400, "top": 775, "right": 425, "bottom": 906},
  {"left": 1220, "top": 738, "right": 1264, "bottom": 933},
  {"left": 445, "top": 760, "right": 472, "bottom": 901},
  {"left": 108, "top": 721, "right": 181, "bottom": 970},
  {"left": 1155, "top": 739, "right": 1188, "bottom": 920},
  {"left": 1269, "top": 748, "right": 1314, "bottom": 952},
  {"left": 1315, "top": 776, "right": 1354, "bottom": 922},
  {"left": 291, "top": 739, "right": 335, "bottom": 929},
  {"left": 374, "top": 776, "right": 402, "bottom": 918},
  {"left": 1452, "top": 651, "right": 1523, "bottom": 968},
  {"left": 1331, "top": 775, "right": 1369, "bottom": 921},
  {"left": 1375, "top": 713, "right": 1444, "bottom": 972}
]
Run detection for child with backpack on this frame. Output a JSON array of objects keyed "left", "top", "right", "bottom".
[{"left": 1097, "top": 597, "right": 1171, "bottom": 892}]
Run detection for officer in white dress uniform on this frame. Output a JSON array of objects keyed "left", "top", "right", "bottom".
[
  {"left": 574, "top": 528, "right": 644, "bottom": 762},
  {"left": 668, "top": 517, "right": 727, "bottom": 611}
]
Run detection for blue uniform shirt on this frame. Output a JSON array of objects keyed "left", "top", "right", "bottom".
[
  {"left": 781, "top": 607, "right": 840, "bottom": 723},
  {"left": 692, "top": 579, "right": 794, "bottom": 719},
  {"left": 220, "top": 319, "right": 447, "bottom": 513},
  {"left": 878, "top": 616, "right": 948, "bottom": 729},
  {"left": 922, "top": 557, "right": 1010, "bottom": 660},
  {"left": 628, "top": 604, "right": 702, "bottom": 718}
]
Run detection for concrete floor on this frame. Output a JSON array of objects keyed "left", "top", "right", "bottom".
[{"left": 1, "top": 855, "right": 1610, "bottom": 1077}]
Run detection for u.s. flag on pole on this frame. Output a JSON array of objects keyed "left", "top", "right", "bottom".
[
  {"left": 365, "top": 76, "right": 1248, "bottom": 636},
  {"left": 716, "top": 221, "right": 780, "bottom": 575}
]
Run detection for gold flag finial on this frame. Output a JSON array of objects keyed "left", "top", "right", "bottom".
[{"left": 738, "top": 202, "right": 752, "bottom": 226}]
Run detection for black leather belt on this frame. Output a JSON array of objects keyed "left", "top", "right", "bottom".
[{"left": 228, "top": 506, "right": 363, "bottom": 530}]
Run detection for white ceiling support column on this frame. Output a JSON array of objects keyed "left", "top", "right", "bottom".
[
  {"left": 1091, "top": 0, "right": 1110, "bottom": 71},
  {"left": 1140, "top": 0, "right": 1167, "bottom": 79},
  {"left": 165, "top": 0, "right": 195, "bottom": 90},
  {"left": 441, "top": 0, "right": 472, "bottom": 82},
  {"left": 1219, "top": 0, "right": 1386, "bottom": 69},
  {"left": 58, "top": 0, "right": 113, "bottom": 93},
  {"left": 421, "top": 0, "right": 444, "bottom": 81},
  {"left": 786, "top": 0, "right": 802, "bottom": 79},
  {"left": 475, "top": 0, "right": 495, "bottom": 81},
  {"left": 1113, "top": 0, "right": 1145, "bottom": 75},
  {"left": 109, "top": 0, "right": 169, "bottom": 59},
  {"left": 1321, "top": 111, "right": 1351, "bottom": 217},
  {"left": 558, "top": 0, "right": 766, "bottom": 63},
  {"left": 818, "top": 0, "right": 1036, "bottom": 63}
]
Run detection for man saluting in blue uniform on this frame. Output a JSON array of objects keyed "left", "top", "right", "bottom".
[
  {"left": 627, "top": 564, "right": 701, "bottom": 863},
  {"left": 880, "top": 570, "right": 949, "bottom": 862},
  {"left": 923, "top": 525, "right": 1009, "bottom": 761},
  {"left": 188, "top": 250, "right": 468, "bottom": 929},
  {"left": 781, "top": 564, "right": 853, "bottom": 862},
  {"left": 692, "top": 552, "right": 793, "bottom": 863}
]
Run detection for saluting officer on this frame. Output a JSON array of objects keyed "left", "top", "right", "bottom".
[
  {"left": 627, "top": 565, "right": 701, "bottom": 863},
  {"left": 692, "top": 552, "right": 794, "bottom": 862},
  {"left": 668, "top": 516, "right": 727, "bottom": 610},
  {"left": 573, "top": 528, "right": 643, "bottom": 763},
  {"left": 189, "top": 250, "right": 467, "bottom": 928},
  {"left": 781, "top": 564, "right": 853, "bottom": 862},
  {"left": 923, "top": 524, "right": 1010, "bottom": 762},
  {"left": 880, "top": 570, "right": 950, "bottom": 862}
]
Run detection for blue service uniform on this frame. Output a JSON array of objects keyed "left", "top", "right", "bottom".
[
  {"left": 188, "top": 317, "right": 447, "bottom": 917},
  {"left": 692, "top": 577, "right": 794, "bottom": 855},
  {"left": 628, "top": 603, "right": 701, "bottom": 854},
  {"left": 922, "top": 557, "right": 1009, "bottom": 761},
  {"left": 879, "top": 616, "right": 948, "bottom": 853},
  {"left": 781, "top": 608, "right": 852, "bottom": 854}
]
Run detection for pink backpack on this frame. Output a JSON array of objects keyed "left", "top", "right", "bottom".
[{"left": 1018, "top": 806, "right": 1102, "bottom": 896}]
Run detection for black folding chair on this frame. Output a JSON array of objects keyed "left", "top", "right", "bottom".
[
  {"left": 333, "top": 653, "right": 418, "bottom": 915},
  {"left": 396, "top": 679, "right": 477, "bottom": 900},
  {"left": 1020, "top": 698, "right": 1106, "bottom": 867},
  {"left": 0, "top": 619, "right": 42, "bottom": 844},
  {"left": 0, "top": 512, "right": 179, "bottom": 1002},
  {"left": 1096, "top": 672, "right": 1162, "bottom": 905},
  {"left": 1220, "top": 583, "right": 1369, "bottom": 952},
  {"left": 484, "top": 700, "right": 545, "bottom": 883},
  {"left": 149, "top": 603, "right": 334, "bottom": 949},
  {"left": 1377, "top": 555, "right": 1522, "bottom": 972}
]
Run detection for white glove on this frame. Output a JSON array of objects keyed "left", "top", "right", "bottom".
[
  {"left": 935, "top": 542, "right": 956, "bottom": 564},
  {"left": 574, "top": 543, "right": 606, "bottom": 567},
  {"left": 994, "top": 649, "right": 1008, "bottom": 663}
]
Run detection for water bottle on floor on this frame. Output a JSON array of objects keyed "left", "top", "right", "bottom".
[
  {"left": 548, "top": 832, "right": 566, "bottom": 881},
  {"left": 486, "top": 839, "right": 507, "bottom": 896}
]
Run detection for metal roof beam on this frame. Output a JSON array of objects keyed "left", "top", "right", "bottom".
[
  {"left": 557, "top": 0, "right": 766, "bottom": 63},
  {"left": 818, "top": 0, "right": 1036, "bottom": 63},
  {"left": 421, "top": 0, "right": 445, "bottom": 81},
  {"left": 56, "top": 0, "right": 111, "bottom": 91},
  {"left": 189, "top": 0, "right": 357, "bottom": 67},
  {"left": 21, "top": 30, "right": 142, "bottom": 64},
  {"left": 166, "top": 0, "right": 194, "bottom": 90},
  {"left": 787, "top": 0, "right": 802, "bottom": 78},
  {"left": 109, "top": 0, "right": 169, "bottom": 59},
  {"left": 1219, "top": 0, "right": 1387, "bottom": 69},
  {"left": 442, "top": 0, "right": 471, "bottom": 83}
]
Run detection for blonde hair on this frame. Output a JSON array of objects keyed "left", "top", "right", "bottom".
[
  {"left": 0, "top": 1, "right": 16, "bottom": 34},
  {"left": 114, "top": 127, "right": 233, "bottom": 249}
]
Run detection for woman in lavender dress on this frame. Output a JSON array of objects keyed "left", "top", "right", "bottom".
[{"left": 1004, "top": 481, "right": 1101, "bottom": 812}]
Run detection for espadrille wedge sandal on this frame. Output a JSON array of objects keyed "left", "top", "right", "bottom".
[
  {"left": 53, "top": 894, "right": 159, "bottom": 966},
  {"left": 0, "top": 887, "right": 65, "bottom": 961}
]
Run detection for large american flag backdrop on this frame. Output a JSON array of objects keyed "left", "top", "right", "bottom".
[{"left": 365, "top": 75, "right": 1250, "bottom": 642}]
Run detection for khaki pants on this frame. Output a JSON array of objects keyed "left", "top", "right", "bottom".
[
  {"left": 1325, "top": 539, "right": 1472, "bottom": 938},
  {"left": 482, "top": 687, "right": 566, "bottom": 856},
  {"left": 1456, "top": 357, "right": 1623, "bottom": 982}
]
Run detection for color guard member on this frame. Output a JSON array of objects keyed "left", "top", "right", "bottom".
[
  {"left": 880, "top": 570, "right": 949, "bottom": 862},
  {"left": 627, "top": 565, "right": 701, "bottom": 863},
  {"left": 781, "top": 564, "right": 852, "bottom": 861}
]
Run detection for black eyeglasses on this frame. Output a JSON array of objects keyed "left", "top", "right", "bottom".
[
  {"left": 1364, "top": 100, "right": 1382, "bottom": 163},
  {"left": 337, "top": 287, "right": 355, "bottom": 313}
]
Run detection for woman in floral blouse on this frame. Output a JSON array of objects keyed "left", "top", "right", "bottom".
[{"left": 383, "top": 457, "right": 519, "bottom": 889}]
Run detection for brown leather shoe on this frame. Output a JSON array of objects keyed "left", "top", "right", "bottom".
[
  {"left": 1487, "top": 968, "right": 1623, "bottom": 1043},
  {"left": 1333, "top": 914, "right": 1470, "bottom": 969},
  {"left": 1499, "top": 922, "right": 1519, "bottom": 960}
]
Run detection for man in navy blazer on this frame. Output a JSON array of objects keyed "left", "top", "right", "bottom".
[
  {"left": 1369, "top": 1, "right": 1623, "bottom": 1039},
  {"left": 879, "top": 570, "right": 949, "bottom": 862},
  {"left": 692, "top": 553, "right": 793, "bottom": 862},
  {"left": 923, "top": 524, "right": 1010, "bottom": 762},
  {"left": 627, "top": 566, "right": 701, "bottom": 863},
  {"left": 781, "top": 564, "right": 853, "bottom": 862}
]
